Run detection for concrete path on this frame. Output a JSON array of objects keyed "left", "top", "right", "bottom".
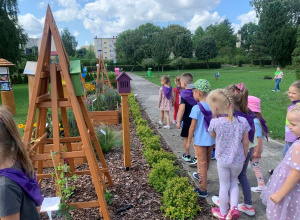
[{"left": 129, "top": 73, "right": 283, "bottom": 220}]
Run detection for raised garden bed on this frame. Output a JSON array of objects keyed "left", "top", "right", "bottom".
[{"left": 88, "top": 110, "right": 120, "bottom": 125}]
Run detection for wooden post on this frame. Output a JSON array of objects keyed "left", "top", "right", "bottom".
[
  {"left": 121, "top": 93, "right": 131, "bottom": 169},
  {"left": 1, "top": 90, "right": 16, "bottom": 115},
  {"left": 28, "top": 75, "right": 35, "bottom": 103}
]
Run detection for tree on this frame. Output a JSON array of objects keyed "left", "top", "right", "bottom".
[
  {"left": 165, "top": 24, "right": 191, "bottom": 53},
  {"left": 152, "top": 29, "right": 170, "bottom": 72},
  {"left": 84, "top": 45, "right": 95, "bottom": 59},
  {"left": 141, "top": 58, "right": 156, "bottom": 70},
  {"left": 193, "top": 26, "right": 205, "bottom": 48},
  {"left": 173, "top": 33, "right": 193, "bottom": 58},
  {"left": 0, "top": 0, "right": 27, "bottom": 64},
  {"left": 195, "top": 36, "right": 218, "bottom": 69},
  {"left": 205, "top": 19, "right": 236, "bottom": 50},
  {"left": 75, "top": 48, "right": 87, "bottom": 58},
  {"left": 238, "top": 22, "right": 259, "bottom": 53},
  {"left": 61, "top": 28, "right": 78, "bottom": 57},
  {"left": 292, "top": 25, "right": 300, "bottom": 79},
  {"left": 170, "top": 56, "right": 190, "bottom": 72}
]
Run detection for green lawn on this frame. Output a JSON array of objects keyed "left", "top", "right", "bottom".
[
  {"left": 0, "top": 84, "right": 29, "bottom": 126},
  {"left": 134, "top": 66, "right": 298, "bottom": 141}
]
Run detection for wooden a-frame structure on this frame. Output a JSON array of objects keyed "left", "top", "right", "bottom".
[
  {"left": 23, "top": 6, "right": 112, "bottom": 219},
  {"left": 96, "top": 54, "right": 112, "bottom": 92}
]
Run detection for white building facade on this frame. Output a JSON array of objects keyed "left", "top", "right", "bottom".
[{"left": 94, "top": 36, "right": 117, "bottom": 60}]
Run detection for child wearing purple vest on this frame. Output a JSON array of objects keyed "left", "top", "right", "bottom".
[
  {"left": 0, "top": 107, "right": 43, "bottom": 219},
  {"left": 185, "top": 79, "right": 215, "bottom": 198},
  {"left": 158, "top": 75, "right": 173, "bottom": 129}
]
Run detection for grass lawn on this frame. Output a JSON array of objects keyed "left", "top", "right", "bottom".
[
  {"left": 0, "top": 84, "right": 29, "bottom": 126},
  {"left": 133, "top": 65, "right": 298, "bottom": 141}
]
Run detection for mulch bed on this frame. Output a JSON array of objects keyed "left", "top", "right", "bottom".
[{"left": 39, "top": 106, "right": 212, "bottom": 219}]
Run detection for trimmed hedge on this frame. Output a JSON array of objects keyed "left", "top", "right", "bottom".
[{"left": 128, "top": 94, "right": 200, "bottom": 219}]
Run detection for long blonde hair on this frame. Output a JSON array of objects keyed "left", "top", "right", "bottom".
[
  {"left": 0, "top": 107, "right": 34, "bottom": 178},
  {"left": 207, "top": 89, "right": 234, "bottom": 121}
]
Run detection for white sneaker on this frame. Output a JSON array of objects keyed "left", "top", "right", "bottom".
[
  {"left": 238, "top": 203, "right": 255, "bottom": 216},
  {"left": 271, "top": 90, "right": 275, "bottom": 92},
  {"left": 158, "top": 121, "right": 163, "bottom": 126},
  {"left": 172, "top": 120, "right": 176, "bottom": 124},
  {"left": 212, "top": 196, "right": 229, "bottom": 210},
  {"left": 163, "top": 125, "right": 170, "bottom": 129},
  {"left": 251, "top": 186, "right": 265, "bottom": 193}
]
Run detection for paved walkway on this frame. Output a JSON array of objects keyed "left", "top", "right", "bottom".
[{"left": 129, "top": 72, "right": 284, "bottom": 220}]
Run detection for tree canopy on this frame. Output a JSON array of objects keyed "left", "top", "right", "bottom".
[
  {"left": 0, "top": 0, "right": 27, "bottom": 64},
  {"left": 195, "top": 35, "right": 218, "bottom": 68},
  {"left": 61, "top": 28, "right": 78, "bottom": 57}
]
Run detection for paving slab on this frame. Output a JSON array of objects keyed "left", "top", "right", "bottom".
[{"left": 129, "top": 72, "right": 284, "bottom": 220}]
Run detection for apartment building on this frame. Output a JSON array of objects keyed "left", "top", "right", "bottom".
[{"left": 94, "top": 36, "right": 117, "bottom": 60}]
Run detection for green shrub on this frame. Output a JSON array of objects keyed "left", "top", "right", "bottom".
[
  {"left": 144, "top": 149, "right": 176, "bottom": 168},
  {"left": 136, "top": 125, "right": 154, "bottom": 139},
  {"left": 134, "top": 116, "right": 147, "bottom": 126},
  {"left": 161, "top": 177, "right": 201, "bottom": 220},
  {"left": 142, "top": 135, "right": 161, "bottom": 150},
  {"left": 149, "top": 159, "right": 178, "bottom": 193},
  {"left": 96, "top": 125, "right": 123, "bottom": 153}
]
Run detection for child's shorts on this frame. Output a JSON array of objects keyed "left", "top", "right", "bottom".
[{"left": 180, "top": 119, "right": 191, "bottom": 137}]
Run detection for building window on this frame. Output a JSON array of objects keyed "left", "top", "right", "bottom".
[{"left": 104, "top": 42, "right": 107, "bottom": 44}]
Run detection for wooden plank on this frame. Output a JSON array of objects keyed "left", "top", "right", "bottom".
[
  {"left": 37, "top": 99, "right": 71, "bottom": 108},
  {"left": 36, "top": 93, "right": 50, "bottom": 103},
  {"left": 44, "top": 137, "right": 82, "bottom": 143},
  {"left": 29, "top": 133, "right": 47, "bottom": 152},
  {"left": 40, "top": 71, "right": 50, "bottom": 78}
]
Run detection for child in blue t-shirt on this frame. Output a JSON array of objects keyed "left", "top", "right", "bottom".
[{"left": 185, "top": 79, "right": 215, "bottom": 198}]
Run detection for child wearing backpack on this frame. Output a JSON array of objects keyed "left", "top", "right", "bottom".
[
  {"left": 207, "top": 89, "right": 250, "bottom": 220},
  {"left": 185, "top": 79, "right": 215, "bottom": 198},
  {"left": 176, "top": 73, "right": 197, "bottom": 162},
  {"left": 158, "top": 75, "right": 173, "bottom": 129},
  {"left": 0, "top": 107, "right": 43, "bottom": 219}
]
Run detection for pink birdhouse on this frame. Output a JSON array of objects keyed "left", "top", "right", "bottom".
[{"left": 116, "top": 71, "right": 132, "bottom": 93}]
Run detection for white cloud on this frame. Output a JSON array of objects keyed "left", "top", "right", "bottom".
[
  {"left": 18, "top": 13, "right": 44, "bottom": 38},
  {"left": 78, "top": 0, "right": 221, "bottom": 37},
  {"left": 74, "top": 30, "right": 79, "bottom": 37},
  {"left": 237, "top": 10, "right": 258, "bottom": 26},
  {"left": 186, "top": 11, "right": 225, "bottom": 32}
]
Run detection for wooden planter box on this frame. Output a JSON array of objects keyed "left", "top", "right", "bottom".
[{"left": 88, "top": 110, "right": 120, "bottom": 125}]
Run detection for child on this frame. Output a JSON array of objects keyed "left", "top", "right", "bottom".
[
  {"left": 158, "top": 75, "right": 173, "bottom": 129},
  {"left": 185, "top": 79, "right": 215, "bottom": 198},
  {"left": 212, "top": 82, "right": 257, "bottom": 216},
  {"left": 172, "top": 76, "right": 181, "bottom": 124},
  {"left": 207, "top": 89, "right": 250, "bottom": 220},
  {"left": 247, "top": 96, "right": 269, "bottom": 193},
  {"left": 0, "top": 107, "right": 43, "bottom": 219},
  {"left": 269, "top": 80, "right": 300, "bottom": 175},
  {"left": 214, "top": 72, "right": 220, "bottom": 81},
  {"left": 272, "top": 67, "right": 284, "bottom": 92},
  {"left": 261, "top": 105, "right": 300, "bottom": 220},
  {"left": 176, "top": 73, "right": 197, "bottom": 162},
  {"left": 283, "top": 80, "right": 300, "bottom": 156}
]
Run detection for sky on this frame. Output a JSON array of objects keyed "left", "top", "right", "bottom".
[{"left": 18, "top": 0, "right": 258, "bottom": 48}]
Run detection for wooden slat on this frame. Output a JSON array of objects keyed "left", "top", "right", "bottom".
[
  {"left": 43, "top": 64, "right": 61, "bottom": 72},
  {"left": 36, "top": 93, "right": 51, "bottom": 103},
  {"left": 40, "top": 71, "right": 50, "bottom": 78},
  {"left": 37, "top": 99, "right": 71, "bottom": 108},
  {"left": 44, "top": 137, "right": 82, "bottom": 143},
  {"left": 29, "top": 133, "right": 47, "bottom": 152}
]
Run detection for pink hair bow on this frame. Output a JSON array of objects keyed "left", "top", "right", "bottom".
[{"left": 236, "top": 82, "right": 245, "bottom": 92}]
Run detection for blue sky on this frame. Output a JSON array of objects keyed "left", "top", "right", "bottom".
[{"left": 18, "top": 0, "right": 257, "bottom": 47}]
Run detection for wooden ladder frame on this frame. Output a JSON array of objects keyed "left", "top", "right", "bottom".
[
  {"left": 96, "top": 54, "right": 112, "bottom": 92},
  {"left": 23, "top": 6, "right": 112, "bottom": 219}
]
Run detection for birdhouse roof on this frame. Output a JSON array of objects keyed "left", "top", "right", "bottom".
[
  {"left": 116, "top": 72, "right": 132, "bottom": 81},
  {"left": 0, "top": 58, "right": 14, "bottom": 67},
  {"left": 70, "top": 60, "right": 81, "bottom": 74}
]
